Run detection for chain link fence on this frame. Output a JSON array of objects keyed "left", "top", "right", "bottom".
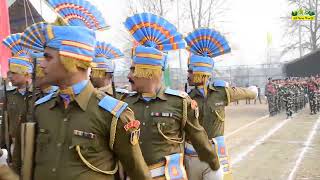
[{"left": 114, "top": 63, "right": 285, "bottom": 94}]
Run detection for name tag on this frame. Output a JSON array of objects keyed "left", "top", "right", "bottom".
[
  {"left": 73, "top": 130, "right": 96, "bottom": 139},
  {"left": 151, "top": 112, "right": 173, "bottom": 117},
  {"left": 215, "top": 102, "right": 224, "bottom": 106}
]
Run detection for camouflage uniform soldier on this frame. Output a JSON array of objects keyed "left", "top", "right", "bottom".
[
  {"left": 14, "top": 22, "right": 152, "bottom": 179},
  {"left": 90, "top": 41, "right": 124, "bottom": 99},
  {"left": 283, "top": 80, "right": 294, "bottom": 118},
  {"left": 316, "top": 77, "right": 320, "bottom": 112},
  {"left": 123, "top": 13, "right": 220, "bottom": 179},
  {"left": 307, "top": 77, "right": 318, "bottom": 115},
  {"left": 184, "top": 28, "right": 257, "bottom": 180},
  {"left": 265, "top": 78, "right": 277, "bottom": 116}
]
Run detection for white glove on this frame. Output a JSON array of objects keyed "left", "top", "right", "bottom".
[
  {"left": 0, "top": 149, "right": 8, "bottom": 165},
  {"left": 248, "top": 86, "right": 259, "bottom": 99},
  {"left": 211, "top": 167, "right": 224, "bottom": 180}
]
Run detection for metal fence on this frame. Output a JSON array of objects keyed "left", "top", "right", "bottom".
[{"left": 114, "top": 63, "right": 285, "bottom": 94}]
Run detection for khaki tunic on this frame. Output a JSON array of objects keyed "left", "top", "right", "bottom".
[
  {"left": 123, "top": 86, "right": 220, "bottom": 171},
  {"left": 11, "top": 88, "right": 51, "bottom": 173},
  {"left": 189, "top": 86, "right": 256, "bottom": 138},
  {"left": 14, "top": 82, "right": 151, "bottom": 180},
  {"left": 6, "top": 89, "right": 28, "bottom": 138}
]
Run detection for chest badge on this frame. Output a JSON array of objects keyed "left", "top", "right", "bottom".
[
  {"left": 151, "top": 112, "right": 173, "bottom": 117},
  {"left": 73, "top": 130, "right": 96, "bottom": 139},
  {"left": 124, "top": 120, "right": 140, "bottom": 131},
  {"left": 215, "top": 101, "right": 224, "bottom": 106},
  {"left": 191, "top": 100, "right": 198, "bottom": 110},
  {"left": 130, "top": 129, "right": 140, "bottom": 145}
]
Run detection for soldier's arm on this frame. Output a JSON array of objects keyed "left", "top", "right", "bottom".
[
  {"left": 226, "top": 87, "right": 257, "bottom": 103},
  {"left": 184, "top": 97, "right": 220, "bottom": 171},
  {"left": 113, "top": 108, "right": 152, "bottom": 180}
]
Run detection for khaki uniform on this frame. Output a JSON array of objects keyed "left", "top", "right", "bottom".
[
  {"left": 189, "top": 86, "right": 256, "bottom": 138},
  {"left": 123, "top": 86, "right": 220, "bottom": 179},
  {"left": 5, "top": 89, "right": 29, "bottom": 139},
  {"left": 98, "top": 85, "right": 123, "bottom": 100},
  {"left": 11, "top": 87, "right": 56, "bottom": 173},
  {"left": 185, "top": 85, "right": 256, "bottom": 180},
  {"left": 13, "top": 82, "right": 151, "bottom": 180}
]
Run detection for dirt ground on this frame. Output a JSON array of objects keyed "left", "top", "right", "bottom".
[{"left": 224, "top": 100, "right": 320, "bottom": 180}]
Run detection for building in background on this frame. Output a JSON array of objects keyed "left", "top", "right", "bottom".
[
  {"left": 8, "top": 0, "right": 44, "bottom": 33},
  {"left": 284, "top": 49, "right": 320, "bottom": 77}
]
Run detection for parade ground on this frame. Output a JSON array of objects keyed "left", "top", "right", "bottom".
[{"left": 225, "top": 101, "right": 320, "bottom": 180}]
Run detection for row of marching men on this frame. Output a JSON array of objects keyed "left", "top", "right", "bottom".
[
  {"left": 265, "top": 76, "right": 320, "bottom": 118},
  {"left": 0, "top": 0, "right": 257, "bottom": 179}
]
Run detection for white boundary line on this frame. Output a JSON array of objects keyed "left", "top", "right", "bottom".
[
  {"left": 287, "top": 115, "right": 320, "bottom": 180},
  {"left": 226, "top": 115, "right": 269, "bottom": 138},
  {"left": 231, "top": 116, "right": 295, "bottom": 165}
]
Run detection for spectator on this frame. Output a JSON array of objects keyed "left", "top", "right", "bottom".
[{"left": 254, "top": 85, "right": 262, "bottom": 104}]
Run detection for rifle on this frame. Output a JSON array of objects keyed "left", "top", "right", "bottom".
[
  {"left": 2, "top": 78, "right": 12, "bottom": 163},
  {"left": 21, "top": 57, "right": 37, "bottom": 180},
  {"left": 111, "top": 75, "right": 116, "bottom": 98}
]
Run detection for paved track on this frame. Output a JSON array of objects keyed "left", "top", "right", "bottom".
[{"left": 224, "top": 102, "right": 320, "bottom": 180}]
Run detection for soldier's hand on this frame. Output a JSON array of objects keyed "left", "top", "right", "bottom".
[
  {"left": 248, "top": 86, "right": 258, "bottom": 98},
  {"left": 0, "top": 165, "right": 19, "bottom": 180}
]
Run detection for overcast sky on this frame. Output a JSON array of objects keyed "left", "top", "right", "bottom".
[{"left": 29, "top": 0, "right": 298, "bottom": 69}]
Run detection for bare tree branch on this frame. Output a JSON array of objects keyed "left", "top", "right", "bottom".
[
  {"left": 282, "top": 0, "right": 320, "bottom": 56},
  {"left": 189, "top": 0, "right": 196, "bottom": 30},
  {"left": 159, "top": 0, "right": 164, "bottom": 16},
  {"left": 207, "top": 0, "right": 214, "bottom": 27},
  {"left": 198, "top": 0, "right": 203, "bottom": 28}
]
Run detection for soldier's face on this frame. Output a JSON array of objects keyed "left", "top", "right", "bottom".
[
  {"left": 35, "top": 76, "right": 48, "bottom": 88},
  {"left": 187, "top": 69, "right": 195, "bottom": 86},
  {"left": 127, "top": 65, "right": 158, "bottom": 92},
  {"left": 90, "top": 72, "right": 112, "bottom": 88},
  {"left": 9, "top": 72, "right": 29, "bottom": 87},
  {"left": 42, "top": 47, "right": 69, "bottom": 86},
  {"left": 127, "top": 66, "right": 138, "bottom": 91}
]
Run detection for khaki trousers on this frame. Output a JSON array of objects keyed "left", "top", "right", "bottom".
[{"left": 184, "top": 155, "right": 223, "bottom": 180}]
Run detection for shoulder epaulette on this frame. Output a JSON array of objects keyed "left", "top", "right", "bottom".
[
  {"left": 213, "top": 80, "right": 227, "bottom": 87},
  {"left": 164, "top": 88, "right": 188, "bottom": 98},
  {"left": 98, "top": 95, "right": 128, "bottom": 118},
  {"left": 127, "top": 91, "right": 137, "bottom": 97},
  {"left": 35, "top": 92, "right": 56, "bottom": 105},
  {"left": 51, "top": 86, "right": 59, "bottom": 92},
  {"left": 115, "top": 88, "right": 128, "bottom": 94},
  {"left": 6, "top": 87, "right": 16, "bottom": 92}
]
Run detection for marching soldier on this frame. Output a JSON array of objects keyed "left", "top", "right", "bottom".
[
  {"left": 184, "top": 28, "right": 257, "bottom": 180},
  {"left": 90, "top": 41, "right": 124, "bottom": 98},
  {"left": 283, "top": 79, "right": 294, "bottom": 118},
  {"left": 122, "top": 13, "right": 220, "bottom": 179},
  {"left": 15, "top": 23, "right": 152, "bottom": 179},
  {"left": 265, "top": 78, "right": 277, "bottom": 116},
  {"left": 307, "top": 76, "right": 318, "bottom": 115},
  {"left": 1, "top": 33, "right": 33, "bottom": 159},
  {"left": 10, "top": 50, "right": 59, "bottom": 174}
]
